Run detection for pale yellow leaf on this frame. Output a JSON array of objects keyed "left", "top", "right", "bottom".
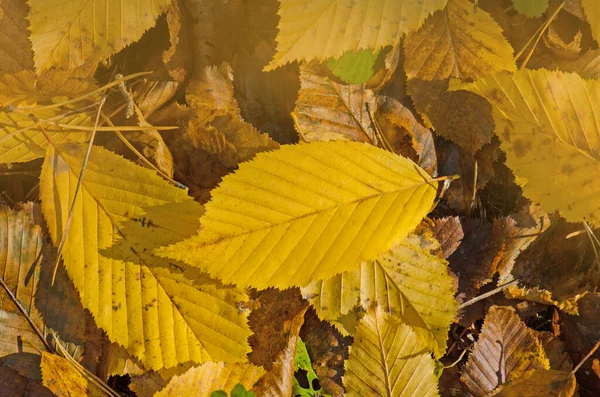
[
  {"left": 302, "top": 231, "right": 457, "bottom": 358},
  {"left": 404, "top": 0, "right": 515, "bottom": 81},
  {"left": 40, "top": 143, "right": 252, "bottom": 370},
  {"left": 455, "top": 69, "right": 600, "bottom": 224},
  {"left": 267, "top": 0, "right": 448, "bottom": 70},
  {"left": 461, "top": 306, "right": 550, "bottom": 396},
  {"left": 154, "top": 362, "right": 265, "bottom": 397},
  {"left": 343, "top": 306, "right": 439, "bottom": 397},
  {"left": 27, "top": 0, "right": 170, "bottom": 72},
  {"left": 158, "top": 141, "right": 438, "bottom": 289}
]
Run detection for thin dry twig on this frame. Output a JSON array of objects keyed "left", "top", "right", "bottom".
[{"left": 51, "top": 97, "right": 106, "bottom": 285}]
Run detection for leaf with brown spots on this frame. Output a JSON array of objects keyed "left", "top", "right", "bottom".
[{"left": 456, "top": 69, "right": 600, "bottom": 225}]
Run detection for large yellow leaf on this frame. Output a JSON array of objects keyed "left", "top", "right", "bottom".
[
  {"left": 154, "top": 362, "right": 265, "bottom": 397},
  {"left": 158, "top": 141, "right": 438, "bottom": 289},
  {"left": 343, "top": 306, "right": 439, "bottom": 397},
  {"left": 27, "top": 0, "right": 170, "bottom": 72},
  {"left": 302, "top": 231, "right": 457, "bottom": 358},
  {"left": 40, "top": 143, "right": 252, "bottom": 370},
  {"left": 461, "top": 306, "right": 550, "bottom": 396},
  {"left": 404, "top": 0, "right": 515, "bottom": 81},
  {"left": 456, "top": 69, "right": 600, "bottom": 224},
  {"left": 267, "top": 0, "right": 448, "bottom": 70}
]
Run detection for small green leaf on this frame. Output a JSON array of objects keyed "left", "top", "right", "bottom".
[
  {"left": 512, "top": 0, "right": 548, "bottom": 17},
  {"left": 210, "top": 391, "right": 228, "bottom": 397},
  {"left": 326, "top": 49, "right": 380, "bottom": 84},
  {"left": 231, "top": 384, "right": 255, "bottom": 397}
]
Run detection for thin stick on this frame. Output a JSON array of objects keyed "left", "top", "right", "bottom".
[
  {"left": 99, "top": 112, "right": 180, "bottom": 185},
  {"left": 583, "top": 221, "right": 600, "bottom": 274},
  {"left": 51, "top": 334, "right": 121, "bottom": 397},
  {"left": 572, "top": 339, "right": 600, "bottom": 374},
  {"left": 51, "top": 97, "right": 106, "bottom": 286},
  {"left": 16, "top": 71, "right": 152, "bottom": 111},
  {"left": 459, "top": 279, "right": 519, "bottom": 309},
  {"left": 366, "top": 103, "right": 394, "bottom": 152},
  {"left": 519, "top": 2, "right": 564, "bottom": 69},
  {"left": 470, "top": 160, "right": 478, "bottom": 216},
  {"left": 0, "top": 276, "right": 54, "bottom": 353},
  {"left": 48, "top": 124, "right": 177, "bottom": 132}
]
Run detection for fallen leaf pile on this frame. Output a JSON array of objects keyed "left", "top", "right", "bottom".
[{"left": 1, "top": 0, "right": 600, "bottom": 396}]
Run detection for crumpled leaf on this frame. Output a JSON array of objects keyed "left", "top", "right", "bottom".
[
  {"left": 404, "top": 0, "right": 516, "bottom": 81},
  {"left": 544, "top": 25, "right": 582, "bottom": 60},
  {"left": 461, "top": 306, "right": 550, "bottom": 396},
  {"left": 158, "top": 141, "right": 438, "bottom": 289},
  {"left": 267, "top": 0, "right": 448, "bottom": 69},
  {"left": 456, "top": 69, "right": 600, "bottom": 224},
  {"left": 302, "top": 230, "right": 458, "bottom": 358},
  {"left": 154, "top": 362, "right": 265, "bottom": 397},
  {"left": 40, "top": 142, "right": 252, "bottom": 370},
  {"left": 343, "top": 306, "right": 439, "bottom": 397},
  {"left": 431, "top": 216, "right": 464, "bottom": 259},
  {"left": 27, "top": 0, "right": 171, "bottom": 72}
]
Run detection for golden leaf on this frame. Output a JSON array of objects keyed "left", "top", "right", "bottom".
[
  {"left": 158, "top": 141, "right": 438, "bottom": 289},
  {"left": 40, "top": 143, "right": 251, "bottom": 370},
  {"left": 267, "top": 0, "right": 448, "bottom": 70}
]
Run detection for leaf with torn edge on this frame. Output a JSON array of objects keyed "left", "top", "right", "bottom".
[
  {"left": 40, "top": 143, "right": 252, "bottom": 370},
  {"left": 158, "top": 141, "right": 438, "bottom": 289},
  {"left": 343, "top": 306, "right": 439, "bottom": 397},
  {"left": 302, "top": 230, "right": 457, "bottom": 358}
]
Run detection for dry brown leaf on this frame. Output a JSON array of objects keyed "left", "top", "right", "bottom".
[
  {"left": 250, "top": 289, "right": 308, "bottom": 397},
  {"left": 506, "top": 219, "right": 598, "bottom": 314},
  {"left": 461, "top": 306, "right": 550, "bottom": 396},
  {"left": 560, "top": 293, "right": 600, "bottom": 393},
  {"left": 294, "top": 66, "right": 378, "bottom": 144},
  {"left": 299, "top": 308, "right": 352, "bottom": 397},
  {"left": 168, "top": 64, "right": 278, "bottom": 202},
  {"left": 431, "top": 216, "right": 464, "bottom": 259},
  {"left": 375, "top": 95, "right": 437, "bottom": 175},
  {"left": 544, "top": 24, "right": 582, "bottom": 59},
  {"left": 0, "top": 353, "right": 54, "bottom": 397},
  {"left": 408, "top": 79, "right": 495, "bottom": 155}
]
